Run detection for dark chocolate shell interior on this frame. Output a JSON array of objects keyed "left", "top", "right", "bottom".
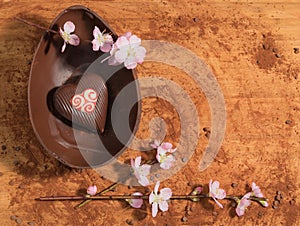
[{"left": 28, "top": 6, "right": 141, "bottom": 168}]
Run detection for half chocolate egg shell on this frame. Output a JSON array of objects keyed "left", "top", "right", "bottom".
[{"left": 28, "top": 6, "right": 141, "bottom": 168}]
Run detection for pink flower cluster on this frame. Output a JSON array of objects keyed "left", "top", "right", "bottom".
[
  {"left": 151, "top": 140, "right": 177, "bottom": 170},
  {"left": 59, "top": 21, "right": 146, "bottom": 69},
  {"left": 107, "top": 32, "right": 146, "bottom": 69},
  {"left": 86, "top": 180, "right": 268, "bottom": 218},
  {"left": 208, "top": 180, "right": 268, "bottom": 216},
  {"left": 131, "top": 140, "right": 177, "bottom": 187}
]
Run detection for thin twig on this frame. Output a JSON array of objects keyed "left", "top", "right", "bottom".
[
  {"left": 14, "top": 17, "right": 58, "bottom": 34},
  {"left": 37, "top": 194, "right": 207, "bottom": 201}
]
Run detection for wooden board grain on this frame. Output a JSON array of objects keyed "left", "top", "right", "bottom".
[{"left": 0, "top": 0, "right": 299, "bottom": 225}]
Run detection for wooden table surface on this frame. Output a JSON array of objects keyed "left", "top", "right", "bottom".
[{"left": 0, "top": 0, "right": 299, "bottom": 225}]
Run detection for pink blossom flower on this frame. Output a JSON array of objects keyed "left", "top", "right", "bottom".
[
  {"left": 108, "top": 32, "right": 146, "bottom": 69},
  {"left": 87, "top": 185, "right": 97, "bottom": 196},
  {"left": 149, "top": 181, "right": 172, "bottom": 217},
  {"left": 131, "top": 156, "right": 151, "bottom": 186},
  {"left": 156, "top": 142, "right": 176, "bottom": 170},
  {"left": 236, "top": 192, "right": 251, "bottom": 217},
  {"left": 126, "top": 192, "right": 143, "bottom": 208},
  {"left": 208, "top": 179, "right": 226, "bottom": 208},
  {"left": 91, "top": 26, "right": 113, "bottom": 52},
  {"left": 59, "top": 21, "right": 80, "bottom": 53}
]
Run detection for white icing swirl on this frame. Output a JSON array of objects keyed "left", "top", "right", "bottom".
[
  {"left": 84, "top": 88, "right": 98, "bottom": 102},
  {"left": 82, "top": 102, "right": 95, "bottom": 113},
  {"left": 71, "top": 94, "right": 85, "bottom": 109}
]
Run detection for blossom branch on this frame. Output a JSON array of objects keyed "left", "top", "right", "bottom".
[
  {"left": 36, "top": 194, "right": 268, "bottom": 202},
  {"left": 35, "top": 180, "right": 269, "bottom": 217}
]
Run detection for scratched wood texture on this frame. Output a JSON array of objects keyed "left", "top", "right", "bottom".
[{"left": 0, "top": 0, "right": 299, "bottom": 225}]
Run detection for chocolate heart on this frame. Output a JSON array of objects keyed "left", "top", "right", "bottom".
[{"left": 53, "top": 73, "right": 108, "bottom": 133}]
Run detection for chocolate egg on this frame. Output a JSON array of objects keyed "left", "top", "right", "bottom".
[{"left": 28, "top": 6, "right": 141, "bottom": 168}]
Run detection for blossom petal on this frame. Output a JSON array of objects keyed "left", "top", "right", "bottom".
[
  {"left": 61, "top": 42, "right": 67, "bottom": 53},
  {"left": 211, "top": 181, "right": 220, "bottom": 191},
  {"left": 149, "top": 192, "right": 155, "bottom": 204},
  {"left": 68, "top": 34, "right": 80, "bottom": 46},
  {"left": 158, "top": 200, "right": 169, "bottom": 212},
  {"left": 115, "top": 48, "right": 128, "bottom": 63},
  {"left": 130, "top": 198, "right": 143, "bottom": 208},
  {"left": 128, "top": 192, "right": 143, "bottom": 208},
  {"left": 160, "top": 157, "right": 174, "bottom": 170},
  {"left": 124, "top": 56, "right": 138, "bottom": 69},
  {"left": 134, "top": 46, "right": 146, "bottom": 64},
  {"left": 236, "top": 205, "right": 245, "bottom": 217},
  {"left": 212, "top": 197, "right": 223, "bottom": 208},
  {"left": 150, "top": 143, "right": 158, "bottom": 149},
  {"left": 209, "top": 179, "right": 213, "bottom": 192},
  {"left": 236, "top": 200, "right": 251, "bottom": 216},
  {"left": 115, "top": 36, "right": 129, "bottom": 49},
  {"left": 140, "top": 164, "right": 151, "bottom": 175},
  {"left": 129, "top": 35, "right": 141, "bottom": 47},
  {"left": 63, "top": 21, "right": 75, "bottom": 34},
  {"left": 170, "top": 148, "right": 177, "bottom": 153},
  {"left": 236, "top": 192, "right": 252, "bottom": 216},
  {"left": 100, "top": 43, "right": 112, "bottom": 53},
  {"left": 215, "top": 188, "right": 226, "bottom": 199},
  {"left": 157, "top": 146, "right": 167, "bottom": 156},
  {"left": 163, "top": 155, "right": 176, "bottom": 169},
  {"left": 252, "top": 182, "right": 264, "bottom": 198},
  {"left": 150, "top": 140, "right": 160, "bottom": 148},
  {"left": 131, "top": 159, "right": 137, "bottom": 170},
  {"left": 161, "top": 142, "right": 173, "bottom": 150},
  {"left": 93, "top": 26, "right": 101, "bottom": 39},
  {"left": 154, "top": 181, "right": 160, "bottom": 194},
  {"left": 138, "top": 175, "right": 149, "bottom": 187},
  {"left": 108, "top": 55, "right": 121, "bottom": 66},
  {"left": 134, "top": 156, "right": 142, "bottom": 168},
  {"left": 152, "top": 202, "right": 158, "bottom": 217},
  {"left": 109, "top": 44, "right": 117, "bottom": 56},
  {"left": 160, "top": 188, "right": 172, "bottom": 200},
  {"left": 92, "top": 39, "right": 100, "bottom": 51},
  {"left": 123, "top": 31, "right": 132, "bottom": 39},
  {"left": 59, "top": 28, "right": 64, "bottom": 37}
]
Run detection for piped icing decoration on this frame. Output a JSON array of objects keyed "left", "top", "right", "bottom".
[{"left": 71, "top": 88, "right": 98, "bottom": 113}]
